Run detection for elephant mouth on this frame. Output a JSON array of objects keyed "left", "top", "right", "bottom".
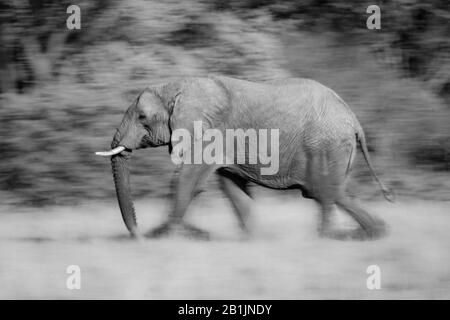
[{"left": 141, "top": 135, "right": 164, "bottom": 147}]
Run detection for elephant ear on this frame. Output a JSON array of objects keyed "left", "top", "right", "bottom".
[
  {"left": 165, "top": 80, "right": 228, "bottom": 163},
  {"left": 139, "top": 89, "right": 171, "bottom": 144},
  {"left": 167, "top": 79, "right": 228, "bottom": 136},
  {"left": 168, "top": 94, "right": 208, "bottom": 164}
]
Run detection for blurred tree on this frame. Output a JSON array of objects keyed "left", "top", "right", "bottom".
[
  {"left": 0, "top": 0, "right": 110, "bottom": 93},
  {"left": 0, "top": 0, "right": 448, "bottom": 205},
  {"left": 216, "top": 0, "right": 449, "bottom": 102}
]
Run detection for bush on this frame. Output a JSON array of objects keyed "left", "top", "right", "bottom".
[{"left": 410, "top": 139, "right": 450, "bottom": 171}]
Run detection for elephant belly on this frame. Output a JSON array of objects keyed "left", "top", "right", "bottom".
[{"left": 228, "top": 155, "right": 308, "bottom": 190}]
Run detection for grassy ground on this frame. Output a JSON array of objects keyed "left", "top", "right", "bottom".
[{"left": 1, "top": 195, "right": 449, "bottom": 299}]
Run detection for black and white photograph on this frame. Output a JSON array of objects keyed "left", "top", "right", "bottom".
[{"left": 0, "top": 0, "right": 449, "bottom": 302}]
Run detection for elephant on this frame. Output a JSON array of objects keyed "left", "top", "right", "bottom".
[{"left": 96, "top": 75, "right": 394, "bottom": 240}]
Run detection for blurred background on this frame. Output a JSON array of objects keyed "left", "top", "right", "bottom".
[
  {"left": 0, "top": 0, "right": 449, "bottom": 206},
  {"left": 0, "top": 0, "right": 449, "bottom": 300}
]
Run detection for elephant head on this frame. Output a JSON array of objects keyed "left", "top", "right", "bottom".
[{"left": 96, "top": 87, "right": 178, "bottom": 237}]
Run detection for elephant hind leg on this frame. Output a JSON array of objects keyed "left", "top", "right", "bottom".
[
  {"left": 306, "top": 147, "right": 363, "bottom": 239},
  {"left": 216, "top": 167, "right": 252, "bottom": 234},
  {"left": 305, "top": 149, "right": 343, "bottom": 238},
  {"left": 317, "top": 202, "right": 336, "bottom": 238}
]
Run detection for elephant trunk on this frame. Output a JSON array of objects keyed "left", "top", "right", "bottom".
[{"left": 110, "top": 130, "right": 138, "bottom": 237}]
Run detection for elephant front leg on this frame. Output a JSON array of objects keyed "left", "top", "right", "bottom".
[
  {"left": 146, "top": 163, "right": 215, "bottom": 240},
  {"left": 217, "top": 167, "right": 253, "bottom": 236}
]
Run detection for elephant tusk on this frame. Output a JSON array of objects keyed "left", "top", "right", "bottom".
[{"left": 95, "top": 146, "right": 126, "bottom": 157}]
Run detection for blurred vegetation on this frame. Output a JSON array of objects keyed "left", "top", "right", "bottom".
[{"left": 0, "top": 0, "right": 449, "bottom": 206}]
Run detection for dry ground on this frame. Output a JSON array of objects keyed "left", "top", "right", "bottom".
[{"left": 0, "top": 196, "right": 449, "bottom": 299}]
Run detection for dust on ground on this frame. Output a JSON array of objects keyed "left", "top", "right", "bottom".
[{"left": 0, "top": 196, "right": 449, "bottom": 299}]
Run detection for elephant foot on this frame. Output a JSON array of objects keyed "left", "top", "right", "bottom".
[
  {"left": 319, "top": 229, "right": 355, "bottom": 241},
  {"left": 359, "top": 216, "right": 389, "bottom": 240},
  {"left": 348, "top": 225, "right": 388, "bottom": 241},
  {"left": 145, "top": 221, "right": 210, "bottom": 240},
  {"left": 145, "top": 222, "right": 172, "bottom": 238},
  {"left": 177, "top": 223, "right": 210, "bottom": 240},
  {"left": 365, "top": 223, "right": 389, "bottom": 240},
  {"left": 319, "top": 224, "right": 388, "bottom": 241}
]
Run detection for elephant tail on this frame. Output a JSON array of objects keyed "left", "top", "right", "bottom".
[{"left": 356, "top": 132, "right": 395, "bottom": 202}]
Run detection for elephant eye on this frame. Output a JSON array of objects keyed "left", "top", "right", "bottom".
[{"left": 138, "top": 114, "right": 146, "bottom": 120}]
